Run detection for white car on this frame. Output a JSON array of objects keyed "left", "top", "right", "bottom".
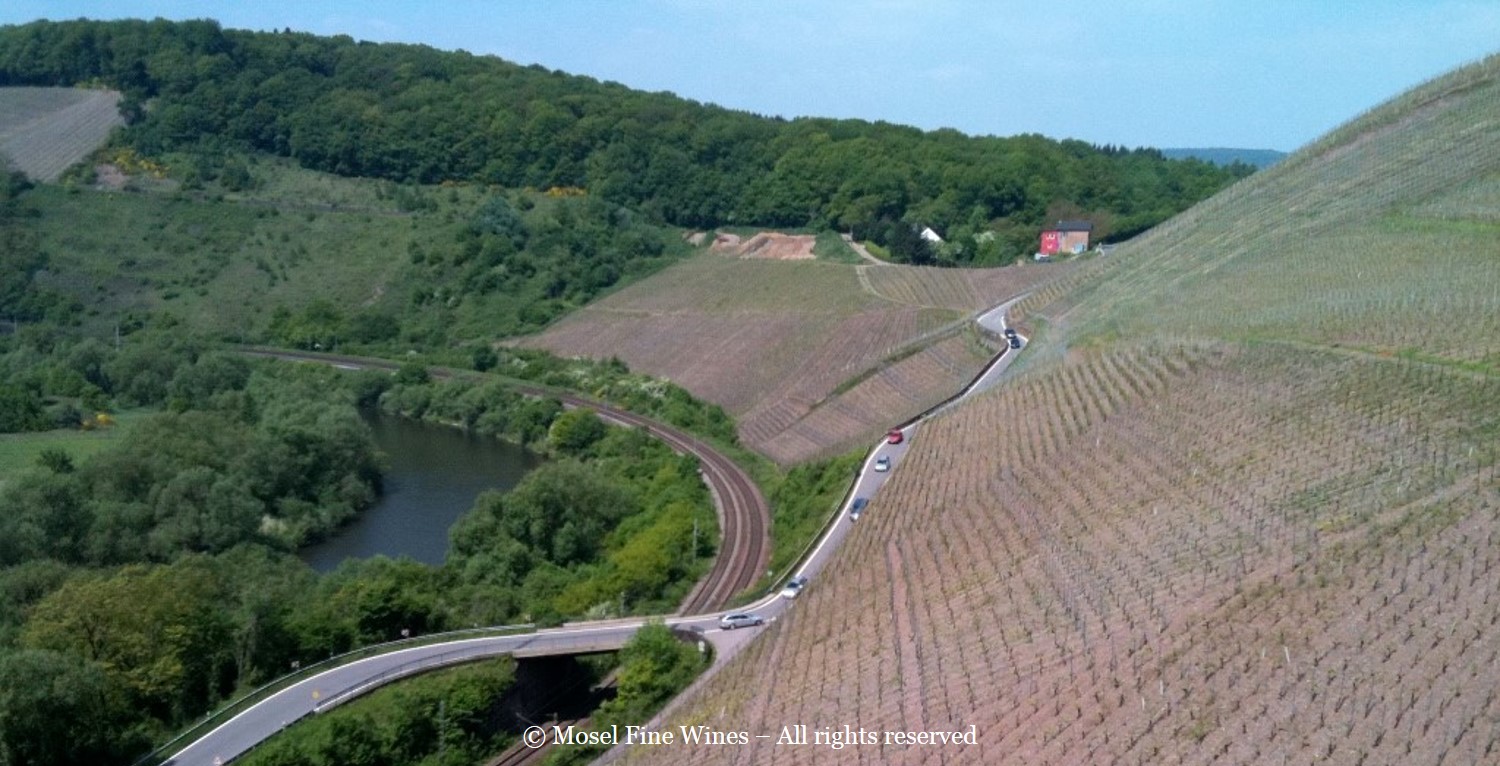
[
  {"left": 780, "top": 576, "right": 808, "bottom": 599},
  {"left": 719, "top": 612, "right": 765, "bottom": 630},
  {"left": 874, "top": 456, "right": 891, "bottom": 472}
]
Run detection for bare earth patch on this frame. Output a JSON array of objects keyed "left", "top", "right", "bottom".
[
  {"left": 94, "top": 163, "right": 127, "bottom": 190},
  {"left": 711, "top": 231, "right": 817, "bottom": 260}
]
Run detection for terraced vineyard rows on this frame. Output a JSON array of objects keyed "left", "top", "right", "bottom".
[
  {"left": 860, "top": 262, "right": 1067, "bottom": 312},
  {"left": 0, "top": 87, "right": 123, "bottom": 181},
  {"left": 754, "top": 333, "right": 995, "bottom": 464},
  {"left": 526, "top": 254, "right": 1050, "bottom": 463},
  {"left": 630, "top": 344, "right": 1500, "bottom": 765}
]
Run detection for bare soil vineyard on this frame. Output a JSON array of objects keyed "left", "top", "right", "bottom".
[
  {"left": 0, "top": 87, "right": 123, "bottom": 181},
  {"left": 524, "top": 255, "right": 1050, "bottom": 462},
  {"left": 753, "top": 333, "right": 993, "bottom": 464}
]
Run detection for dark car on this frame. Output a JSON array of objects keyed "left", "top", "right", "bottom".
[
  {"left": 1003, "top": 327, "right": 1018, "bottom": 339},
  {"left": 849, "top": 497, "right": 869, "bottom": 520},
  {"left": 1008, "top": 336, "right": 1022, "bottom": 349}
]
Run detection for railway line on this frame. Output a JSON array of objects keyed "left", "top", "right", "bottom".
[{"left": 237, "top": 347, "right": 769, "bottom": 614}]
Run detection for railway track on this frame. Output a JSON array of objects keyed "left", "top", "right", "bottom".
[{"left": 238, "top": 346, "right": 769, "bottom": 615}]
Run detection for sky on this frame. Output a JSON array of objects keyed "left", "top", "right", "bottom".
[{"left": 4, "top": 1, "right": 1499, "bottom": 151}]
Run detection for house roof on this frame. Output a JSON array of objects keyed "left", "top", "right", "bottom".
[{"left": 1054, "top": 220, "right": 1093, "bottom": 232}]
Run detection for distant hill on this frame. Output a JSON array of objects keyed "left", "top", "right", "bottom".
[
  {"left": 636, "top": 54, "right": 1500, "bottom": 766},
  {"left": 0, "top": 18, "right": 1249, "bottom": 266},
  {"left": 1161, "top": 146, "right": 1286, "bottom": 167}
]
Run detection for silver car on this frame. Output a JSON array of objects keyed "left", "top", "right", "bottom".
[
  {"left": 718, "top": 612, "right": 765, "bottom": 630},
  {"left": 780, "top": 575, "right": 808, "bottom": 599}
]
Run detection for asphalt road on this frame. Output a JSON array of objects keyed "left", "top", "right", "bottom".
[{"left": 168, "top": 308, "right": 1026, "bottom": 766}]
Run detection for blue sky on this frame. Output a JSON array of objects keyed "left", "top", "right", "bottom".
[{"left": 4, "top": 1, "right": 1498, "bottom": 151}]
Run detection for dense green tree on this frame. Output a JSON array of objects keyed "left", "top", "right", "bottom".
[
  {"left": 499, "top": 461, "right": 635, "bottom": 566},
  {"left": 0, "top": 649, "right": 140, "bottom": 766},
  {"left": 0, "top": 383, "right": 44, "bottom": 433},
  {"left": 20, "top": 558, "right": 235, "bottom": 720},
  {"left": 548, "top": 408, "right": 606, "bottom": 456}
]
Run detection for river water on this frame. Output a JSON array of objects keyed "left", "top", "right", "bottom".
[{"left": 300, "top": 412, "right": 543, "bottom": 572}]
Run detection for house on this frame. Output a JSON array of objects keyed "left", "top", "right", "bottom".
[
  {"left": 919, "top": 226, "right": 945, "bottom": 244},
  {"left": 1038, "top": 220, "right": 1093, "bottom": 256}
]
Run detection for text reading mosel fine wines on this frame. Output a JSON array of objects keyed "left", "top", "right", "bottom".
[{"left": 528, "top": 723, "right": 979, "bottom": 750}]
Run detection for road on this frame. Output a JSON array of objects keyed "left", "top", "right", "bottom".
[{"left": 168, "top": 308, "right": 1026, "bottom": 766}]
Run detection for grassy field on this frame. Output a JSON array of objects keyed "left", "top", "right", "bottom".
[
  {"left": 0, "top": 410, "right": 146, "bottom": 493},
  {"left": 626, "top": 55, "right": 1500, "bottom": 766},
  {"left": 522, "top": 254, "right": 1062, "bottom": 463},
  {"left": 0, "top": 87, "right": 123, "bottom": 181}
]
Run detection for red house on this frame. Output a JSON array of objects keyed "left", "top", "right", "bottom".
[{"left": 1038, "top": 220, "right": 1093, "bottom": 256}]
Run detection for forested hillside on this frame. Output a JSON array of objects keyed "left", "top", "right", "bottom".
[{"left": 0, "top": 18, "right": 1250, "bottom": 264}]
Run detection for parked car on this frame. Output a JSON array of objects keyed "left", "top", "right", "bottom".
[
  {"left": 780, "top": 575, "right": 809, "bottom": 599},
  {"left": 874, "top": 456, "right": 891, "bottom": 472},
  {"left": 849, "top": 497, "right": 869, "bottom": 520},
  {"left": 719, "top": 612, "right": 765, "bottom": 630},
  {"left": 886, "top": 429, "right": 904, "bottom": 445}
]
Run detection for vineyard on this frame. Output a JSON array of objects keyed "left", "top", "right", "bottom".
[
  {"left": 523, "top": 254, "right": 1059, "bottom": 462},
  {"left": 623, "top": 54, "right": 1500, "bottom": 766},
  {"left": 0, "top": 87, "right": 123, "bottom": 181}
]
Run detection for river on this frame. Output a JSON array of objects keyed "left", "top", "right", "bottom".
[{"left": 300, "top": 412, "right": 543, "bottom": 572}]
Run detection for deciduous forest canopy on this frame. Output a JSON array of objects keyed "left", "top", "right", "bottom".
[{"left": 0, "top": 18, "right": 1249, "bottom": 263}]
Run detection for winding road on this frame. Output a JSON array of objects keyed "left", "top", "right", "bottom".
[{"left": 167, "top": 306, "right": 1025, "bottom": 766}]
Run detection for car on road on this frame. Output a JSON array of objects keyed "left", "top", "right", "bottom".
[
  {"left": 1008, "top": 336, "right": 1022, "bottom": 349},
  {"left": 874, "top": 456, "right": 891, "bottom": 472},
  {"left": 849, "top": 497, "right": 869, "bottom": 520},
  {"left": 719, "top": 612, "right": 765, "bottom": 630},
  {"left": 1003, "top": 327, "right": 1018, "bottom": 339},
  {"left": 780, "top": 575, "right": 809, "bottom": 599},
  {"left": 886, "top": 429, "right": 904, "bottom": 445}
]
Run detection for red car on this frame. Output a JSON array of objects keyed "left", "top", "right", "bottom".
[{"left": 886, "top": 429, "right": 904, "bottom": 445}]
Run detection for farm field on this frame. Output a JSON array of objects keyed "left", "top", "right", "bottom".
[
  {"left": 522, "top": 254, "right": 1065, "bottom": 463},
  {"left": 625, "top": 54, "right": 1500, "bottom": 766},
  {"left": 0, "top": 87, "right": 123, "bottom": 181}
]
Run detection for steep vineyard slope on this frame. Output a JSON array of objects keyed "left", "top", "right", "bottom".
[
  {"left": 625, "top": 54, "right": 1500, "bottom": 765},
  {"left": 0, "top": 87, "right": 122, "bottom": 181},
  {"left": 522, "top": 255, "right": 1068, "bottom": 463}
]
